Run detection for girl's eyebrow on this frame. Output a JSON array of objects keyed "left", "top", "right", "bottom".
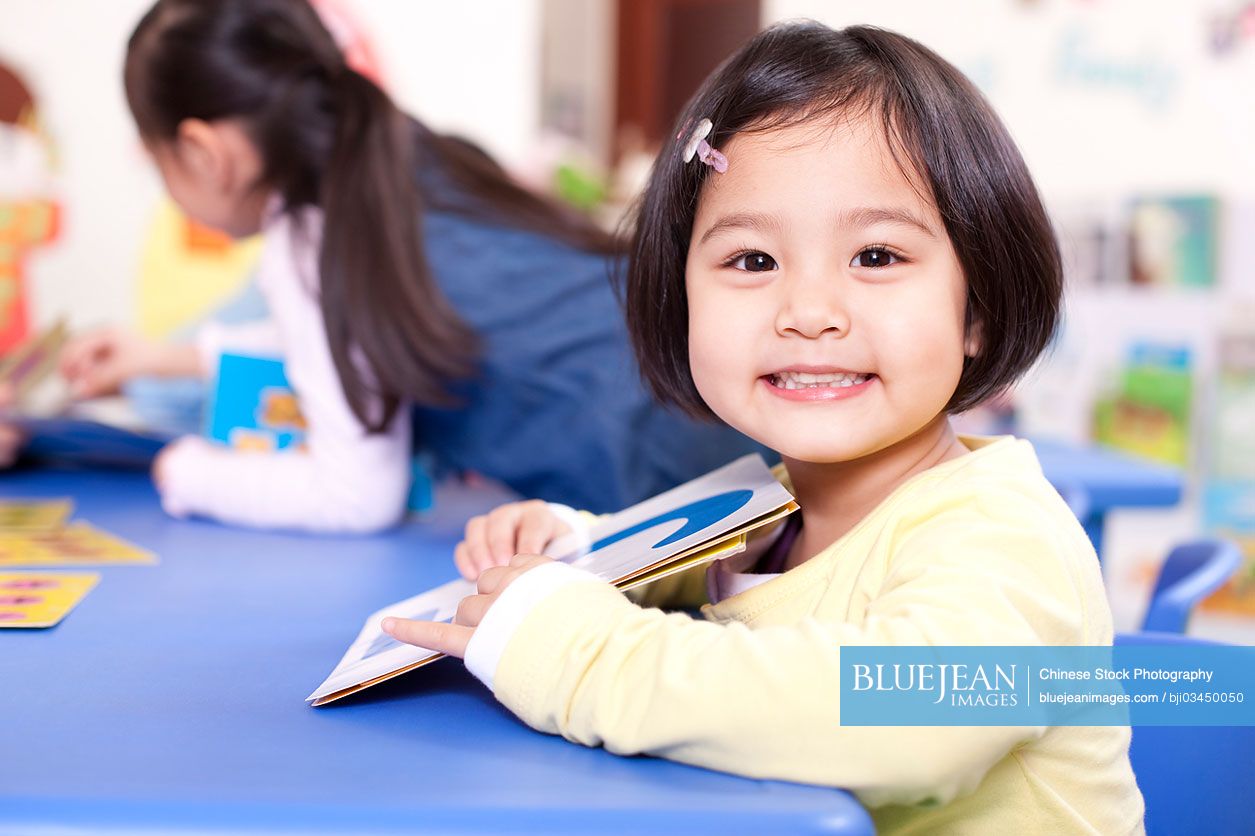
[
  {"left": 697, "top": 206, "right": 938, "bottom": 246},
  {"left": 697, "top": 212, "right": 784, "bottom": 245},
  {"left": 835, "top": 206, "right": 939, "bottom": 238}
]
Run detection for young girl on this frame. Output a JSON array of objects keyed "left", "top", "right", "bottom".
[
  {"left": 383, "top": 22, "right": 1145, "bottom": 834},
  {"left": 58, "top": 0, "right": 756, "bottom": 538}
]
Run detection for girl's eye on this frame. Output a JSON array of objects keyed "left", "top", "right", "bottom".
[
  {"left": 851, "top": 247, "right": 902, "bottom": 269},
  {"left": 731, "top": 251, "right": 778, "bottom": 272}
]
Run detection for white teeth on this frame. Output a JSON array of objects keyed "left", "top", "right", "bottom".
[{"left": 771, "top": 371, "right": 871, "bottom": 390}]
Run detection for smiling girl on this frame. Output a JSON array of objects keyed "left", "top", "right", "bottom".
[{"left": 383, "top": 22, "right": 1144, "bottom": 834}]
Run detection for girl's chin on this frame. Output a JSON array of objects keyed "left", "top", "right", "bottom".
[{"left": 764, "top": 435, "right": 875, "bottom": 465}]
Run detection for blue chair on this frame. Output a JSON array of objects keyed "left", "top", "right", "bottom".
[
  {"left": 1141, "top": 539, "right": 1243, "bottom": 633},
  {"left": 1115, "top": 632, "right": 1254, "bottom": 836}
]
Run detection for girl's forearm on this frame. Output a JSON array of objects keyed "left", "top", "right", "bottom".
[{"left": 150, "top": 342, "right": 208, "bottom": 379}]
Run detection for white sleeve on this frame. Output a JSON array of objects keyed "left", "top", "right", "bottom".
[{"left": 159, "top": 223, "right": 412, "bottom": 534}]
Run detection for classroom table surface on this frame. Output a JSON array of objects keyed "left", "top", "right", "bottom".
[
  {"left": 0, "top": 466, "right": 873, "bottom": 835},
  {"left": 1031, "top": 437, "right": 1183, "bottom": 511}
]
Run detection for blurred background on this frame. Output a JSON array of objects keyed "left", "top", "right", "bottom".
[{"left": 3, "top": 0, "right": 1254, "bottom": 638}]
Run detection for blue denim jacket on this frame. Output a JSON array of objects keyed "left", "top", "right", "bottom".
[{"left": 412, "top": 207, "right": 763, "bottom": 513}]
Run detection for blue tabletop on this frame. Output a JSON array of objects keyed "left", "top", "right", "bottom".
[
  {"left": 1031, "top": 437, "right": 1183, "bottom": 511},
  {"left": 0, "top": 467, "right": 872, "bottom": 835}
]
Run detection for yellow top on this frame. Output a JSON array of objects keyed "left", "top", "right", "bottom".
[{"left": 488, "top": 436, "right": 1145, "bottom": 834}]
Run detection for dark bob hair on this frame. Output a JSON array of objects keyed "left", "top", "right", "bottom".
[{"left": 625, "top": 21, "right": 1062, "bottom": 419}]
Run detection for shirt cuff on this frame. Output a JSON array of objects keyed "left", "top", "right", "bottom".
[
  {"left": 463, "top": 560, "right": 603, "bottom": 691},
  {"left": 156, "top": 435, "right": 218, "bottom": 519}
]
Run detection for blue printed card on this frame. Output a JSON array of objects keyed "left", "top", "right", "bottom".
[{"left": 205, "top": 353, "right": 306, "bottom": 453}]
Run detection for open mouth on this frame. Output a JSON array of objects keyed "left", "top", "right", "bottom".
[{"left": 766, "top": 371, "right": 875, "bottom": 391}]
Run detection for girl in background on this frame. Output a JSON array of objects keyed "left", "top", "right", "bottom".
[
  {"left": 61, "top": 0, "right": 757, "bottom": 535},
  {"left": 384, "top": 22, "right": 1144, "bottom": 834}
]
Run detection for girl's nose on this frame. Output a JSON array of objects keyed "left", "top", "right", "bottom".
[{"left": 774, "top": 270, "right": 851, "bottom": 339}]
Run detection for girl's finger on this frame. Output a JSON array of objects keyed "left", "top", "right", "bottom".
[
  {"left": 485, "top": 504, "right": 524, "bottom": 562},
  {"left": 381, "top": 617, "right": 472, "bottom": 659},
  {"left": 453, "top": 542, "right": 476, "bottom": 580},
  {"left": 509, "top": 553, "right": 552, "bottom": 572},
  {"left": 463, "top": 515, "right": 490, "bottom": 571},
  {"left": 516, "top": 506, "right": 558, "bottom": 556},
  {"left": 476, "top": 564, "right": 512, "bottom": 596},
  {"left": 454, "top": 593, "right": 492, "bottom": 629},
  {"left": 58, "top": 339, "right": 92, "bottom": 380},
  {"left": 73, "top": 367, "right": 116, "bottom": 400},
  {"left": 59, "top": 332, "right": 112, "bottom": 379},
  {"left": 471, "top": 550, "right": 499, "bottom": 578}
]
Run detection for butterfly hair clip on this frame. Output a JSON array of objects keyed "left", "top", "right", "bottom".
[{"left": 679, "top": 118, "right": 728, "bottom": 173}]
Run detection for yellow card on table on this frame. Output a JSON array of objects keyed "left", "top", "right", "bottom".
[
  {"left": 0, "top": 498, "right": 74, "bottom": 532},
  {"left": 0, "top": 523, "right": 157, "bottom": 567},
  {"left": 0, "top": 572, "right": 99, "bottom": 627}
]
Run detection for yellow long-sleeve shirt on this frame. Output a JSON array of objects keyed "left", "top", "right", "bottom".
[{"left": 468, "top": 436, "right": 1145, "bottom": 834}]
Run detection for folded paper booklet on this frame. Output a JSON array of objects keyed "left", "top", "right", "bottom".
[{"left": 307, "top": 453, "right": 798, "bottom": 706}]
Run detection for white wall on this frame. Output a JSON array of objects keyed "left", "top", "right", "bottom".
[
  {"left": 764, "top": 0, "right": 1255, "bottom": 200},
  {"left": 0, "top": 0, "right": 541, "bottom": 331},
  {"left": 3, "top": 0, "right": 159, "bottom": 329}
]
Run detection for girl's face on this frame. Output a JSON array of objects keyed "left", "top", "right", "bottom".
[
  {"left": 147, "top": 119, "right": 267, "bottom": 239},
  {"left": 685, "top": 114, "right": 974, "bottom": 464}
]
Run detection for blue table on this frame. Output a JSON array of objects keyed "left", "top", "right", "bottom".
[
  {"left": 1032, "top": 438, "right": 1184, "bottom": 558},
  {"left": 0, "top": 468, "right": 872, "bottom": 835}
]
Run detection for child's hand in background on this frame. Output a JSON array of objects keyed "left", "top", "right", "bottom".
[
  {"left": 59, "top": 328, "right": 202, "bottom": 399},
  {"left": 384, "top": 553, "right": 554, "bottom": 658},
  {"left": 456, "top": 500, "right": 571, "bottom": 580}
]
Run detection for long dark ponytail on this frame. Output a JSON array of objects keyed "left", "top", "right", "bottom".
[{"left": 125, "top": 0, "right": 618, "bottom": 431}]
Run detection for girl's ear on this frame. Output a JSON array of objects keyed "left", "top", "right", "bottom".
[
  {"left": 964, "top": 319, "right": 984, "bottom": 358},
  {"left": 174, "top": 118, "right": 231, "bottom": 190}
]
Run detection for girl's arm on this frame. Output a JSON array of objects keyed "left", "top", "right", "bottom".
[
  {"left": 59, "top": 329, "right": 205, "bottom": 398},
  {"left": 156, "top": 262, "right": 411, "bottom": 534},
  {"left": 155, "top": 413, "right": 410, "bottom": 533},
  {"left": 452, "top": 500, "right": 1091, "bottom": 808}
]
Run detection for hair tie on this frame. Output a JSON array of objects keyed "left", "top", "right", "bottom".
[{"left": 679, "top": 118, "right": 728, "bottom": 173}]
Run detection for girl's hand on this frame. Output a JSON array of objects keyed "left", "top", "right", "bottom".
[
  {"left": 456, "top": 500, "right": 571, "bottom": 580},
  {"left": 59, "top": 329, "right": 202, "bottom": 399},
  {"left": 383, "top": 554, "right": 554, "bottom": 659}
]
